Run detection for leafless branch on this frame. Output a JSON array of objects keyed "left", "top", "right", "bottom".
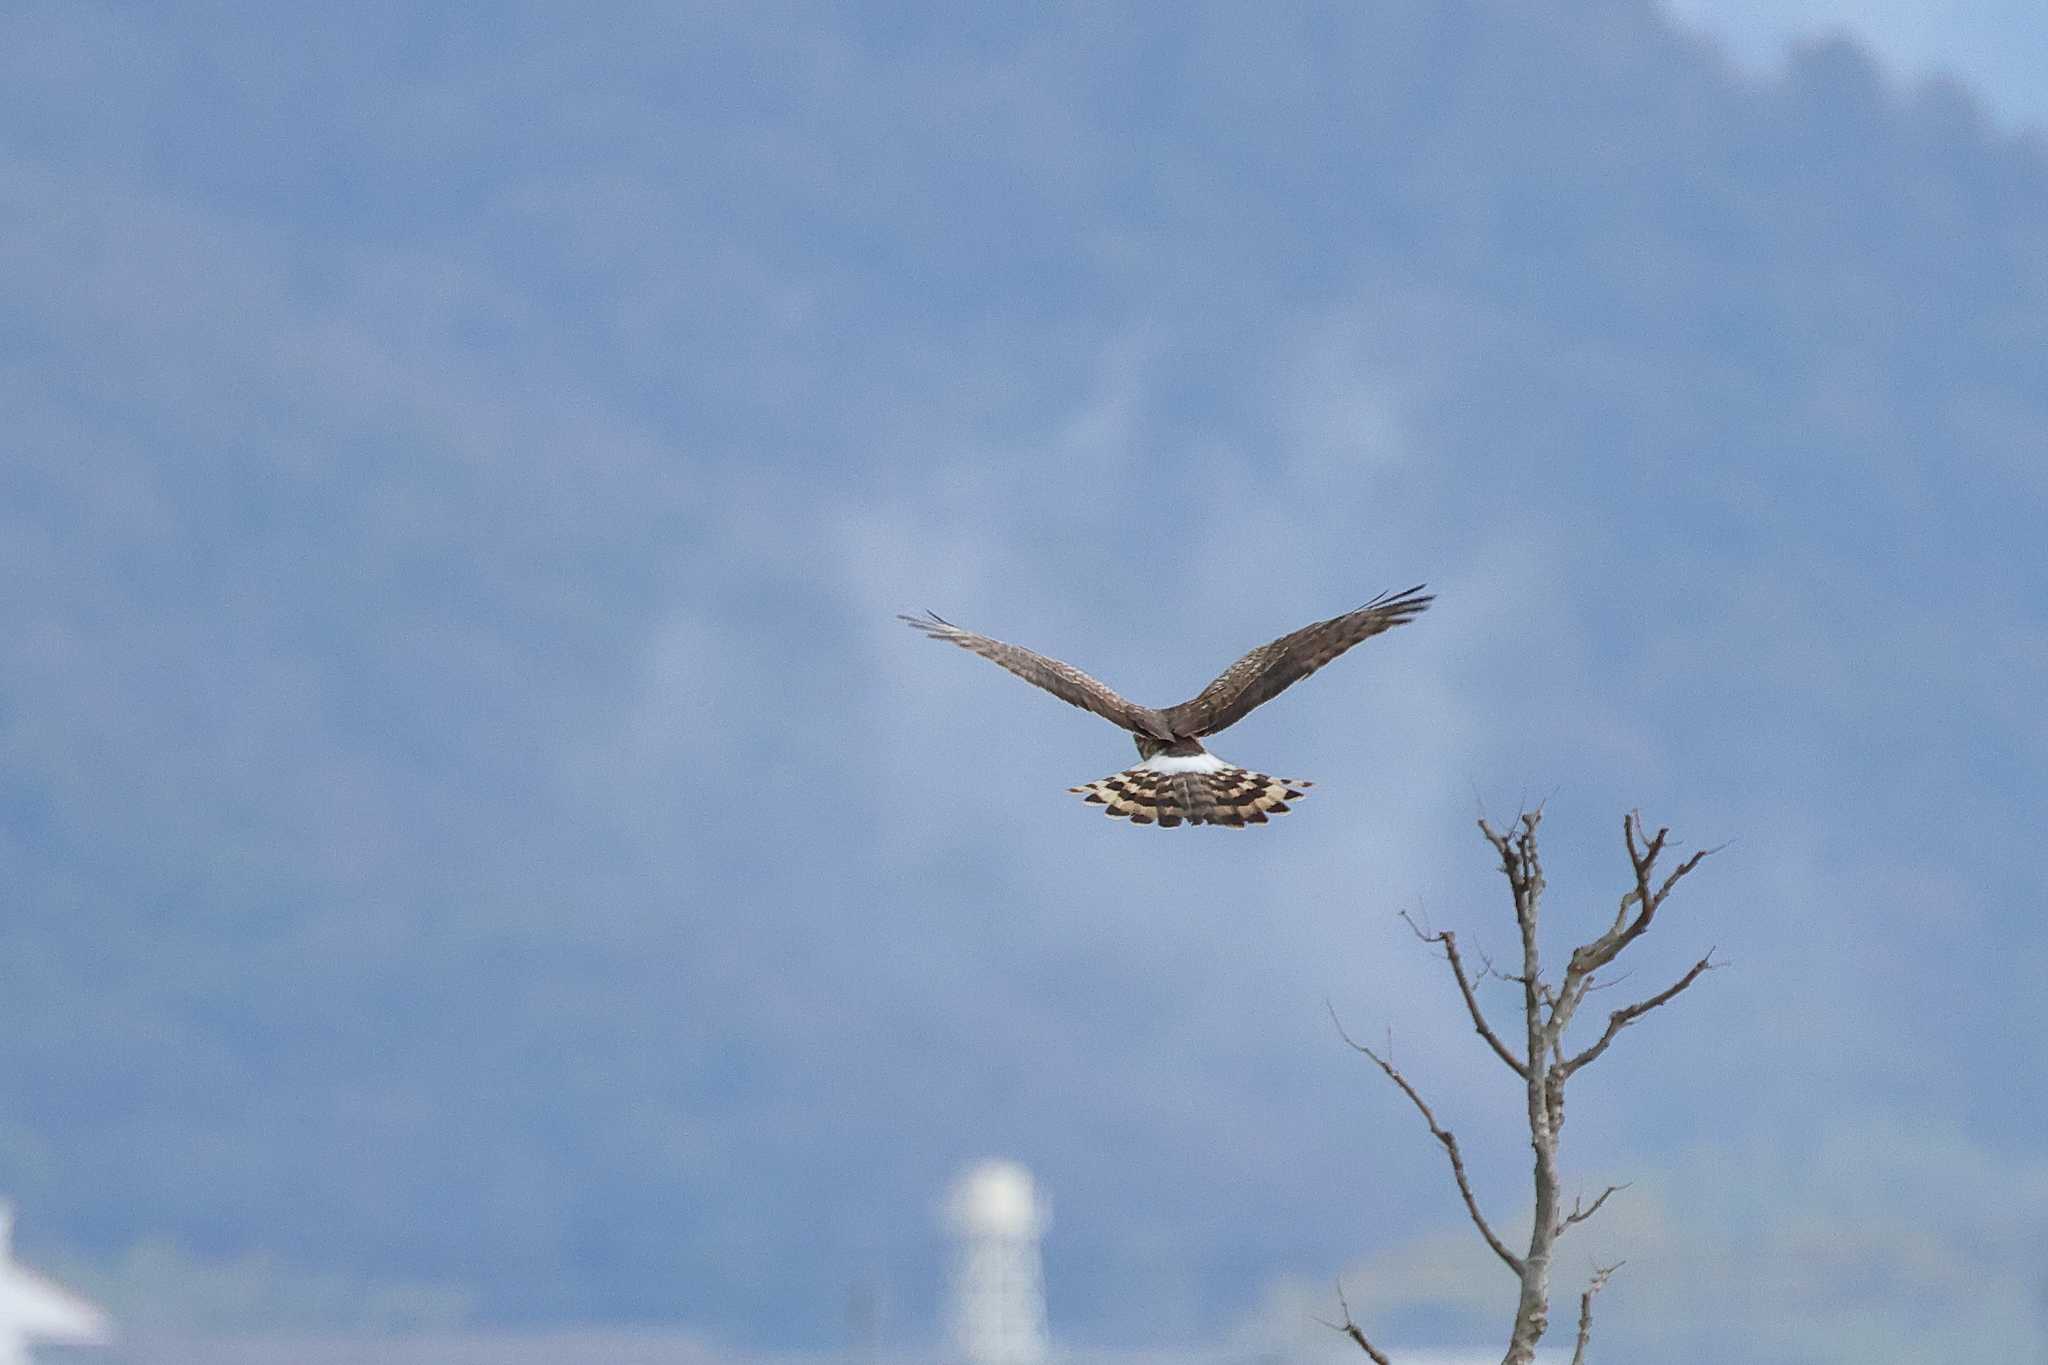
[
  {"left": 1551, "top": 818, "right": 1717, "bottom": 1054},
  {"left": 1583, "top": 824, "right": 1674, "bottom": 956},
  {"left": 1399, "top": 906, "right": 1437, "bottom": 940},
  {"left": 1603, "top": 889, "right": 1634, "bottom": 938},
  {"left": 1343, "top": 810, "right": 1715, "bottom": 1365},
  {"left": 1568, "top": 1262, "right": 1622, "bottom": 1365},
  {"left": 1560, "top": 953, "right": 1720, "bottom": 1078},
  {"left": 1623, "top": 814, "right": 1661, "bottom": 867},
  {"left": 1555, "top": 1183, "right": 1629, "bottom": 1237},
  {"left": 1573, "top": 814, "right": 1714, "bottom": 977},
  {"left": 1329, "top": 1006, "right": 1524, "bottom": 1276},
  {"left": 1316, "top": 1281, "right": 1392, "bottom": 1365},
  {"left": 1403, "top": 913, "right": 1527, "bottom": 1078}
]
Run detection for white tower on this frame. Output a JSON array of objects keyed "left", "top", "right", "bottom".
[
  {"left": 944, "top": 1160, "right": 1049, "bottom": 1365},
  {"left": 0, "top": 1202, "right": 112, "bottom": 1365}
]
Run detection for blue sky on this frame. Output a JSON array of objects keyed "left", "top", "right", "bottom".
[
  {"left": 5, "top": 3, "right": 2048, "bottom": 1361},
  {"left": 1673, "top": 0, "right": 2048, "bottom": 129}
]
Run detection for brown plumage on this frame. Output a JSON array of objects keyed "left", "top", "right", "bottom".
[
  {"left": 900, "top": 584, "right": 1431, "bottom": 827},
  {"left": 1067, "top": 766, "right": 1312, "bottom": 829}
]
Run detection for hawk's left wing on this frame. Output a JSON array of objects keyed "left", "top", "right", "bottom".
[
  {"left": 901, "top": 611, "right": 1174, "bottom": 740},
  {"left": 1160, "top": 585, "right": 1432, "bottom": 738}
]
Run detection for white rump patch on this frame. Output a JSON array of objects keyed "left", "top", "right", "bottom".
[{"left": 1137, "top": 751, "right": 1230, "bottom": 775}]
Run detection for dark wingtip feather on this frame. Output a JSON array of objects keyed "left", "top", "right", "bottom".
[
  {"left": 1357, "top": 583, "right": 1434, "bottom": 615},
  {"left": 898, "top": 609, "right": 959, "bottom": 635}
]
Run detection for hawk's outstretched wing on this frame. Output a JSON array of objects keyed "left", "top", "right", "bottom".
[
  {"left": 901, "top": 611, "right": 1174, "bottom": 739},
  {"left": 1160, "top": 585, "right": 1433, "bottom": 738}
]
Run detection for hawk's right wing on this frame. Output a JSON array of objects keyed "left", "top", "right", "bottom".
[
  {"left": 900, "top": 611, "right": 1174, "bottom": 740},
  {"left": 1160, "top": 585, "right": 1433, "bottom": 738}
]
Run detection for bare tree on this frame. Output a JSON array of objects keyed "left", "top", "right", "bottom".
[{"left": 1327, "top": 809, "right": 1718, "bottom": 1365}]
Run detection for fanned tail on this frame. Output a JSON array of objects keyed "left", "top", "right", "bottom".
[{"left": 1067, "top": 766, "right": 1312, "bottom": 828}]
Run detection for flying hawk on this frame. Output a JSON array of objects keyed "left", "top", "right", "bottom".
[{"left": 901, "top": 585, "right": 1431, "bottom": 827}]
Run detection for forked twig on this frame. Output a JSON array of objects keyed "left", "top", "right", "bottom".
[
  {"left": 1560, "top": 953, "right": 1720, "bottom": 1077},
  {"left": 1402, "top": 911, "right": 1527, "bottom": 1078},
  {"left": 1555, "top": 1183, "right": 1629, "bottom": 1237},
  {"left": 1569, "top": 1262, "right": 1622, "bottom": 1365},
  {"left": 1315, "top": 1280, "right": 1392, "bottom": 1365}
]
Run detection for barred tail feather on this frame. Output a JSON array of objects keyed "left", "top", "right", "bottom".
[{"left": 1067, "top": 766, "right": 1312, "bottom": 828}]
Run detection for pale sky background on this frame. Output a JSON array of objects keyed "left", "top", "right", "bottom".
[
  {"left": 4, "top": 3, "right": 2048, "bottom": 1364},
  {"left": 1673, "top": 0, "right": 2048, "bottom": 130}
]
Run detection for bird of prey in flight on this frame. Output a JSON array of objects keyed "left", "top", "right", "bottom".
[{"left": 901, "top": 585, "right": 1431, "bottom": 827}]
